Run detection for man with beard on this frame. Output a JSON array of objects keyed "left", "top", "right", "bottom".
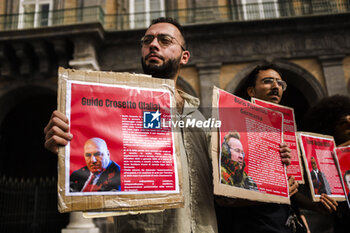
[
  {"left": 44, "top": 17, "right": 218, "bottom": 233},
  {"left": 220, "top": 132, "right": 258, "bottom": 190},
  {"left": 216, "top": 64, "right": 299, "bottom": 233}
]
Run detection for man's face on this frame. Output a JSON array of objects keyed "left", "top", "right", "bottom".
[
  {"left": 227, "top": 137, "right": 244, "bottom": 169},
  {"left": 247, "top": 69, "right": 284, "bottom": 104},
  {"left": 311, "top": 157, "right": 318, "bottom": 170},
  {"left": 141, "top": 22, "right": 190, "bottom": 80},
  {"left": 84, "top": 140, "right": 110, "bottom": 174},
  {"left": 334, "top": 115, "right": 350, "bottom": 145},
  {"left": 345, "top": 174, "right": 350, "bottom": 190}
]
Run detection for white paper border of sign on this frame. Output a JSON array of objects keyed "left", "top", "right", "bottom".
[{"left": 65, "top": 80, "right": 179, "bottom": 196}]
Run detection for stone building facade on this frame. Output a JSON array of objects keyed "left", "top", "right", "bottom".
[{"left": 0, "top": 0, "right": 349, "bottom": 232}]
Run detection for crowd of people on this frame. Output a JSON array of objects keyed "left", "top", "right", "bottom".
[{"left": 43, "top": 17, "right": 349, "bottom": 233}]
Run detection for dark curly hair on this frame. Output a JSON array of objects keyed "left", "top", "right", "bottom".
[
  {"left": 149, "top": 17, "right": 186, "bottom": 49},
  {"left": 303, "top": 95, "right": 350, "bottom": 144}
]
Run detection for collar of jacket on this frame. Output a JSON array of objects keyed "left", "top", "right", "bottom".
[{"left": 177, "top": 89, "right": 200, "bottom": 117}]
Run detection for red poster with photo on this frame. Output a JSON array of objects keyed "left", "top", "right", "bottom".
[
  {"left": 66, "top": 80, "right": 178, "bottom": 195},
  {"left": 252, "top": 98, "right": 303, "bottom": 183},
  {"left": 335, "top": 146, "right": 350, "bottom": 201},
  {"left": 299, "top": 133, "right": 345, "bottom": 200},
  {"left": 217, "top": 89, "right": 288, "bottom": 199}
]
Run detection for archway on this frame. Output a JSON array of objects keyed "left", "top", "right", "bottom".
[
  {"left": 0, "top": 85, "right": 57, "bottom": 178},
  {"left": 0, "top": 84, "right": 69, "bottom": 232}
]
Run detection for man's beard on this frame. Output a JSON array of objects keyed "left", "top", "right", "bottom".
[{"left": 141, "top": 56, "right": 181, "bottom": 80}]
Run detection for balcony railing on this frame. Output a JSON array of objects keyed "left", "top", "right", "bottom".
[
  {"left": 0, "top": 5, "right": 104, "bottom": 30},
  {"left": 0, "top": 1, "right": 349, "bottom": 31}
]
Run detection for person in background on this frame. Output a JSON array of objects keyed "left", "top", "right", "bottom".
[{"left": 303, "top": 95, "right": 350, "bottom": 233}]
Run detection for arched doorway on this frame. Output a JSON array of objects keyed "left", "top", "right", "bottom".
[
  {"left": 0, "top": 84, "right": 69, "bottom": 232},
  {"left": 226, "top": 60, "right": 327, "bottom": 127}
]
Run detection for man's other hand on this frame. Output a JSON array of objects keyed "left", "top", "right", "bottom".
[
  {"left": 44, "top": 110, "right": 72, "bottom": 154},
  {"left": 279, "top": 143, "right": 291, "bottom": 166},
  {"left": 319, "top": 194, "right": 338, "bottom": 213},
  {"left": 288, "top": 176, "right": 298, "bottom": 196}
]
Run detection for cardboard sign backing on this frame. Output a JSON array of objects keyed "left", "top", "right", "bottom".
[{"left": 57, "top": 68, "right": 183, "bottom": 213}]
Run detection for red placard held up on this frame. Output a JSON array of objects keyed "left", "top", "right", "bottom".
[
  {"left": 252, "top": 98, "right": 304, "bottom": 183},
  {"left": 298, "top": 132, "right": 345, "bottom": 202}
]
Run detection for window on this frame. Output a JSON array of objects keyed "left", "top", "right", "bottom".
[
  {"left": 18, "top": 0, "right": 53, "bottom": 28},
  {"left": 129, "top": 0, "right": 165, "bottom": 29},
  {"left": 242, "top": 0, "right": 279, "bottom": 20}
]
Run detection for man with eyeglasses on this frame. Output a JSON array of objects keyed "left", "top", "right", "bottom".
[
  {"left": 220, "top": 132, "right": 258, "bottom": 190},
  {"left": 246, "top": 64, "right": 287, "bottom": 104},
  {"left": 44, "top": 17, "right": 218, "bottom": 233},
  {"left": 216, "top": 64, "right": 297, "bottom": 233},
  {"left": 70, "top": 137, "right": 121, "bottom": 192}
]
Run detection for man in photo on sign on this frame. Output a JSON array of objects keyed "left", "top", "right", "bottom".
[
  {"left": 220, "top": 132, "right": 258, "bottom": 191},
  {"left": 70, "top": 137, "right": 121, "bottom": 192},
  {"left": 310, "top": 156, "right": 331, "bottom": 195}
]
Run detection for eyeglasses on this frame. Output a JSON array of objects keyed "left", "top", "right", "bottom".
[
  {"left": 141, "top": 34, "right": 186, "bottom": 51},
  {"left": 261, "top": 78, "right": 287, "bottom": 91},
  {"left": 230, "top": 147, "right": 245, "bottom": 156}
]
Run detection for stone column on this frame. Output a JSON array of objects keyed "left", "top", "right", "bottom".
[
  {"left": 69, "top": 38, "right": 100, "bottom": 71},
  {"left": 61, "top": 212, "right": 99, "bottom": 233},
  {"left": 319, "top": 55, "right": 347, "bottom": 96},
  {"left": 63, "top": 37, "right": 100, "bottom": 233},
  {"left": 197, "top": 62, "right": 221, "bottom": 118}
]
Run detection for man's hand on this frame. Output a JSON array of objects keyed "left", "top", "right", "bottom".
[
  {"left": 338, "top": 140, "right": 350, "bottom": 147},
  {"left": 279, "top": 143, "right": 291, "bottom": 166},
  {"left": 288, "top": 176, "right": 298, "bottom": 196},
  {"left": 319, "top": 194, "right": 338, "bottom": 213},
  {"left": 44, "top": 110, "right": 72, "bottom": 154}
]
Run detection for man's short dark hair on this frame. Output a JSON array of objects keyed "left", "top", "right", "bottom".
[
  {"left": 246, "top": 63, "right": 283, "bottom": 88},
  {"left": 303, "top": 95, "right": 350, "bottom": 144},
  {"left": 149, "top": 17, "right": 186, "bottom": 49}
]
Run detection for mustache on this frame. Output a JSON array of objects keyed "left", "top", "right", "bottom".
[
  {"left": 267, "top": 89, "right": 280, "bottom": 97},
  {"left": 145, "top": 52, "right": 164, "bottom": 61}
]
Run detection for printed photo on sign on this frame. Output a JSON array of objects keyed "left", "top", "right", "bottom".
[
  {"left": 298, "top": 132, "right": 345, "bottom": 201},
  {"left": 65, "top": 80, "right": 178, "bottom": 196}
]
